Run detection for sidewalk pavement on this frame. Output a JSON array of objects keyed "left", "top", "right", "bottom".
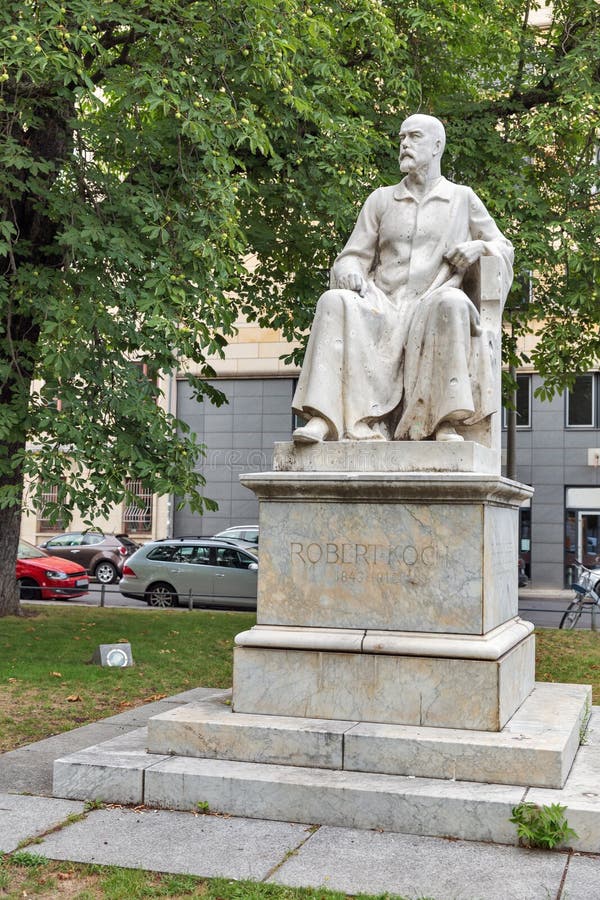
[{"left": 1, "top": 687, "right": 599, "bottom": 900}]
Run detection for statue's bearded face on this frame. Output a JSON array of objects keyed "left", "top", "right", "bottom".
[{"left": 398, "top": 116, "right": 443, "bottom": 174}]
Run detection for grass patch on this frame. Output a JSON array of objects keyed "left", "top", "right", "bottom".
[
  {"left": 1, "top": 606, "right": 599, "bottom": 754},
  {"left": 536, "top": 629, "right": 600, "bottom": 701},
  {"left": 0, "top": 605, "right": 254, "bottom": 751},
  {"left": 0, "top": 856, "right": 429, "bottom": 899}
]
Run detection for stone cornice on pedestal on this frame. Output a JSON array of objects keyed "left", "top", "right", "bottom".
[
  {"left": 241, "top": 469, "right": 533, "bottom": 506},
  {"left": 235, "top": 617, "right": 534, "bottom": 661}
]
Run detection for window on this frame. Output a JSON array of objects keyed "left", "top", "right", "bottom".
[
  {"left": 173, "top": 545, "right": 211, "bottom": 564},
  {"left": 567, "top": 374, "right": 596, "bottom": 427},
  {"left": 122, "top": 480, "right": 153, "bottom": 533},
  {"left": 148, "top": 545, "right": 177, "bottom": 562},
  {"left": 503, "top": 374, "right": 531, "bottom": 429},
  {"left": 36, "top": 485, "right": 65, "bottom": 532},
  {"left": 46, "top": 533, "right": 82, "bottom": 548},
  {"left": 216, "top": 547, "right": 254, "bottom": 569}
]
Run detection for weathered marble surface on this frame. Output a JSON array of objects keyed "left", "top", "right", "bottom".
[
  {"left": 144, "top": 755, "right": 523, "bottom": 845},
  {"left": 253, "top": 492, "right": 521, "bottom": 634},
  {"left": 51, "top": 704, "right": 600, "bottom": 850},
  {"left": 344, "top": 682, "right": 589, "bottom": 788},
  {"left": 291, "top": 114, "right": 513, "bottom": 452},
  {"left": 233, "top": 635, "right": 535, "bottom": 731},
  {"left": 53, "top": 729, "right": 169, "bottom": 804},
  {"left": 148, "top": 700, "right": 351, "bottom": 769},
  {"left": 237, "top": 617, "right": 533, "bottom": 660},
  {"left": 274, "top": 440, "right": 499, "bottom": 474},
  {"left": 144, "top": 682, "right": 588, "bottom": 789}
]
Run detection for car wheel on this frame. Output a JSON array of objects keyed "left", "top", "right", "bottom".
[
  {"left": 94, "top": 561, "right": 118, "bottom": 584},
  {"left": 146, "top": 582, "right": 178, "bottom": 608},
  {"left": 18, "top": 578, "right": 40, "bottom": 601}
]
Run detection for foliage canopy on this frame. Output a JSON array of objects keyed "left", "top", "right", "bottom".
[{"left": 0, "top": 0, "right": 598, "bottom": 614}]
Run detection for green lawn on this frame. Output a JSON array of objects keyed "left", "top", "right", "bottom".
[
  {"left": 0, "top": 605, "right": 254, "bottom": 751},
  {"left": 2, "top": 607, "right": 598, "bottom": 900},
  {"left": 535, "top": 627, "right": 600, "bottom": 699},
  {"left": 1, "top": 604, "right": 599, "bottom": 753},
  {"left": 0, "top": 854, "right": 427, "bottom": 900}
]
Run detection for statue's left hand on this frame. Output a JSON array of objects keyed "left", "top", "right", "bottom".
[{"left": 444, "top": 240, "right": 485, "bottom": 271}]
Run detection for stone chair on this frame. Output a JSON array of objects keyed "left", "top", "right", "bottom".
[{"left": 457, "top": 253, "right": 506, "bottom": 453}]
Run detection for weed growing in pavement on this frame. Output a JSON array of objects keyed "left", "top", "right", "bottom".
[
  {"left": 579, "top": 694, "right": 591, "bottom": 744},
  {"left": 510, "top": 801, "right": 578, "bottom": 849}
]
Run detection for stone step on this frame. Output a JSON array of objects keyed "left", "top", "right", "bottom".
[
  {"left": 52, "top": 709, "right": 600, "bottom": 851},
  {"left": 146, "top": 682, "right": 590, "bottom": 789}
]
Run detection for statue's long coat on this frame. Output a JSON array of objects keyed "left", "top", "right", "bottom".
[{"left": 292, "top": 176, "right": 514, "bottom": 441}]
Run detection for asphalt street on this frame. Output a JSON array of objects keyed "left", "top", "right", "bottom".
[{"left": 23, "top": 583, "right": 598, "bottom": 630}]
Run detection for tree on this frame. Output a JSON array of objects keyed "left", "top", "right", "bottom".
[
  {"left": 1, "top": 0, "right": 393, "bottom": 614},
  {"left": 1, "top": 1, "right": 598, "bottom": 616},
  {"left": 239, "top": 0, "right": 599, "bottom": 389}
]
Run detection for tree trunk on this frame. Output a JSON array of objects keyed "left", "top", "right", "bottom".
[{"left": 0, "top": 492, "right": 24, "bottom": 617}]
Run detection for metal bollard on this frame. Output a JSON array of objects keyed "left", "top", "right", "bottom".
[
  {"left": 592, "top": 603, "right": 598, "bottom": 632},
  {"left": 100, "top": 583, "right": 106, "bottom": 607},
  {"left": 188, "top": 589, "right": 193, "bottom": 611}
]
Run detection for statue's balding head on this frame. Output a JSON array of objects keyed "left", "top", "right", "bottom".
[{"left": 398, "top": 114, "right": 446, "bottom": 177}]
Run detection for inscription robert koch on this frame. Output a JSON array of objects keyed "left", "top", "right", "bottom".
[{"left": 291, "top": 540, "right": 440, "bottom": 568}]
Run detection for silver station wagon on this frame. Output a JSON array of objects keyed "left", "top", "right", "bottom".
[{"left": 119, "top": 538, "right": 258, "bottom": 609}]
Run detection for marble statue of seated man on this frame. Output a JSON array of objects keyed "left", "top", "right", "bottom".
[{"left": 292, "top": 114, "right": 514, "bottom": 444}]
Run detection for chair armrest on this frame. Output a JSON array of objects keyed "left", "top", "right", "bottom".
[{"left": 462, "top": 255, "right": 504, "bottom": 333}]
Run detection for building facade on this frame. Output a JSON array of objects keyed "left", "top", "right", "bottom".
[{"left": 21, "top": 314, "right": 599, "bottom": 591}]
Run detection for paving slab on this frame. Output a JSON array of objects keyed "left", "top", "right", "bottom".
[
  {"left": 99, "top": 695, "right": 227, "bottom": 727},
  {"left": 37, "top": 806, "right": 311, "bottom": 881},
  {"left": 562, "top": 853, "right": 600, "bottom": 899},
  {"left": 269, "top": 825, "right": 568, "bottom": 900},
  {"left": 0, "top": 689, "right": 229, "bottom": 797},
  {"left": 0, "top": 723, "right": 136, "bottom": 795},
  {"left": 54, "top": 729, "right": 170, "bottom": 805},
  {"left": 527, "top": 743, "right": 600, "bottom": 853},
  {"left": 0, "top": 793, "right": 85, "bottom": 853},
  {"left": 159, "top": 687, "right": 231, "bottom": 704}
]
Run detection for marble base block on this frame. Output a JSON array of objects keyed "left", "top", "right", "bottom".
[
  {"left": 52, "top": 690, "right": 599, "bottom": 851},
  {"left": 232, "top": 632, "right": 535, "bottom": 731},
  {"left": 273, "top": 440, "right": 500, "bottom": 475},
  {"left": 241, "top": 470, "right": 532, "bottom": 635},
  {"left": 146, "top": 683, "right": 590, "bottom": 789}
]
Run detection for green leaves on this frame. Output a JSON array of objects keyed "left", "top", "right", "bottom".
[
  {"left": 510, "top": 801, "right": 578, "bottom": 850},
  {"left": 0, "top": 0, "right": 598, "bottom": 547}
]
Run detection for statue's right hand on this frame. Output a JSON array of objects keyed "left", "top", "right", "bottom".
[{"left": 337, "top": 272, "right": 367, "bottom": 296}]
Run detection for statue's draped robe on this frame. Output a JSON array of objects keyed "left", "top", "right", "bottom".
[{"left": 292, "top": 177, "right": 514, "bottom": 441}]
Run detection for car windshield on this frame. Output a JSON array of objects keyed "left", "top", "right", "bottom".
[{"left": 18, "top": 540, "right": 48, "bottom": 559}]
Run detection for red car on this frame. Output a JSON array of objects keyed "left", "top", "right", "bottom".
[{"left": 17, "top": 540, "right": 89, "bottom": 601}]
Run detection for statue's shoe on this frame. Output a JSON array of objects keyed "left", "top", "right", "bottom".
[
  {"left": 435, "top": 423, "right": 465, "bottom": 442},
  {"left": 345, "top": 422, "right": 386, "bottom": 441},
  {"left": 293, "top": 417, "right": 330, "bottom": 443}
]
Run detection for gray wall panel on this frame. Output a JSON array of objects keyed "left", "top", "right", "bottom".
[{"left": 173, "top": 378, "right": 295, "bottom": 537}]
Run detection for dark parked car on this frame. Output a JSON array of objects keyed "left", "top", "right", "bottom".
[
  {"left": 17, "top": 540, "right": 89, "bottom": 600},
  {"left": 119, "top": 538, "right": 258, "bottom": 609},
  {"left": 38, "top": 532, "right": 138, "bottom": 584}
]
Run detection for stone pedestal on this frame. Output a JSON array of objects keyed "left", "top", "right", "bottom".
[
  {"left": 52, "top": 442, "right": 595, "bottom": 843},
  {"left": 233, "top": 442, "right": 534, "bottom": 732}
]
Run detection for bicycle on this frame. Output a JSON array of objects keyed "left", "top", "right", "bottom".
[{"left": 559, "top": 562, "right": 600, "bottom": 629}]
